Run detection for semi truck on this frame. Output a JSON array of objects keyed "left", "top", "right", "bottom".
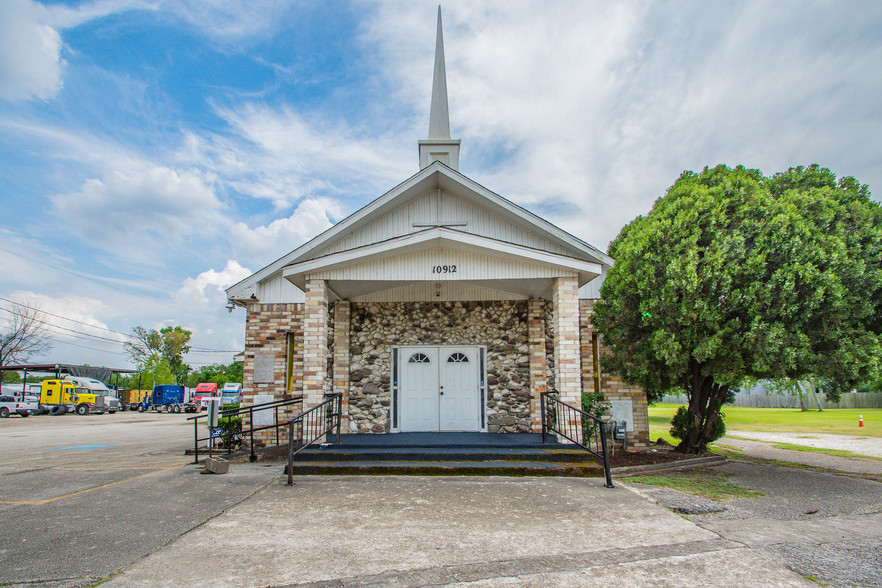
[
  {"left": 38, "top": 379, "right": 111, "bottom": 415},
  {"left": 137, "top": 385, "right": 198, "bottom": 413},
  {"left": 64, "top": 376, "right": 121, "bottom": 413},
  {"left": 194, "top": 382, "right": 220, "bottom": 410},
  {"left": 220, "top": 383, "right": 242, "bottom": 406}
]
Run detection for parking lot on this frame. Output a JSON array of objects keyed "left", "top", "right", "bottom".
[
  {"left": 0, "top": 412, "right": 280, "bottom": 586},
  {"left": 3, "top": 412, "right": 880, "bottom": 587}
]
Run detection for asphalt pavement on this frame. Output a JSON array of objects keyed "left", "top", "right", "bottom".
[{"left": 3, "top": 414, "right": 880, "bottom": 587}]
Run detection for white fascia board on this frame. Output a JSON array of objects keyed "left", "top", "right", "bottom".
[
  {"left": 434, "top": 168, "right": 613, "bottom": 267},
  {"left": 282, "top": 227, "right": 602, "bottom": 288},
  {"left": 226, "top": 165, "right": 449, "bottom": 298},
  {"left": 227, "top": 160, "right": 612, "bottom": 298}
]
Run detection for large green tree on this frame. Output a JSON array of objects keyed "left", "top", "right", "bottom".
[
  {"left": 593, "top": 164, "right": 882, "bottom": 453},
  {"left": 124, "top": 325, "right": 192, "bottom": 384},
  {"left": 186, "top": 362, "right": 243, "bottom": 388}
]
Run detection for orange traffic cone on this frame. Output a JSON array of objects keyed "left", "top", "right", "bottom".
[{"left": 859, "top": 414, "right": 864, "bottom": 427}]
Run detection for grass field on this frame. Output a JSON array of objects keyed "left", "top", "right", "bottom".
[{"left": 648, "top": 404, "right": 880, "bottom": 444}]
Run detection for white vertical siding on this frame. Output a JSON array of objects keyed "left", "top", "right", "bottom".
[
  {"left": 578, "top": 269, "right": 606, "bottom": 299},
  {"left": 256, "top": 274, "right": 305, "bottom": 303},
  {"left": 314, "top": 189, "right": 578, "bottom": 259},
  {"left": 307, "top": 248, "right": 578, "bottom": 282}
]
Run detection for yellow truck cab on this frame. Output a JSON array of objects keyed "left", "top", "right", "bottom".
[{"left": 39, "top": 380, "right": 108, "bottom": 416}]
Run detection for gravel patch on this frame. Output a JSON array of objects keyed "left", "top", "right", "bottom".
[
  {"left": 725, "top": 431, "right": 882, "bottom": 459},
  {"left": 630, "top": 486, "right": 728, "bottom": 514},
  {"left": 767, "top": 537, "right": 882, "bottom": 588},
  {"left": 687, "top": 461, "right": 882, "bottom": 522}
]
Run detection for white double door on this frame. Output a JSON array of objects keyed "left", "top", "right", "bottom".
[{"left": 399, "top": 346, "right": 482, "bottom": 432}]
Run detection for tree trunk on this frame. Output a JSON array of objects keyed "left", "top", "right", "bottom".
[{"left": 675, "top": 362, "right": 729, "bottom": 454}]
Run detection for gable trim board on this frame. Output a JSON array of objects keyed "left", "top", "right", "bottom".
[{"left": 226, "top": 162, "right": 611, "bottom": 304}]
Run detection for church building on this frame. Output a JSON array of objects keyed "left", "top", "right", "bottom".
[{"left": 225, "top": 9, "right": 649, "bottom": 448}]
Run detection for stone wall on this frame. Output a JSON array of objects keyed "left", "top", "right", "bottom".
[
  {"left": 240, "top": 298, "right": 651, "bottom": 446},
  {"left": 348, "top": 301, "right": 533, "bottom": 433}
]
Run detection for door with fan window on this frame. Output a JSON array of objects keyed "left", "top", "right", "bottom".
[{"left": 398, "top": 346, "right": 482, "bottom": 432}]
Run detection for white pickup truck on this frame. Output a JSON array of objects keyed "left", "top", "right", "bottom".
[{"left": 0, "top": 394, "right": 39, "bottom": 417}]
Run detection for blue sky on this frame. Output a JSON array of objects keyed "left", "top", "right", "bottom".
[{"left": 1, "top": 0, "right": 881, "bottom": 370}]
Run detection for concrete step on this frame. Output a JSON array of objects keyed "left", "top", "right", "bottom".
[
  {"left": 333, "top": 432, "right": 552, "bottom": 448},
  {"left": 284, "top": 459, "right": 605, "bottom": 477},
  {"left": 295, "top": 446, "right": 594, "bottom": 463}
]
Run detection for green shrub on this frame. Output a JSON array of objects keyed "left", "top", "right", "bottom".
[
  {"left": 214, "top": 414, "right": 242, "bottom": 450},
  {"left": 670, "top": 406, "right": 726, "bottom": 448},
  {"left": 581, "top": 391, "right": 610, "bottom": 440}
]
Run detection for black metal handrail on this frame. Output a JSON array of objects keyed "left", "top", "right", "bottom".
[
  {"left": 287, "top": 393, "right": 343, "bottom": 486},
  {"left": 188, "top": 395, "right": 303, "bottom": 464},
  {"left": 540, "top": 390, "right": 613, "bottom": 488}
]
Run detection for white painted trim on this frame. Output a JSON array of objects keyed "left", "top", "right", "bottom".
[
  {"left": 282, "top": 227, "right": 602, "bottom": 289},
  {"left": 227, "top": 162, "right": 612, "bottom": 300}
]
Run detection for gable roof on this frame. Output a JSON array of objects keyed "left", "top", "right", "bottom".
[{"left": 226, "top": 161, "right": 611, "bottom": 301}]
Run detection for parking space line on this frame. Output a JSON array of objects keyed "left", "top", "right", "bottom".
[{"left": 0, "top": 463, "right": 190, "bottom": 505}]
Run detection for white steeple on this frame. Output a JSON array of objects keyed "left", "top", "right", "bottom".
[{"left": 419, "top": 6, "right": 461, "bottom": 170}]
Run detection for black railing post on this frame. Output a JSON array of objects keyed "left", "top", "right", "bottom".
[
  {"left": 193, "top": 416, "right": 199, "bottom": 464},
  {"left": 287, "top": 420, "right": 295, "bottom": 486},
  {"left": 335, "top": 394, "right": 342, "bottom": 443},
  {"left": 599, "top": 421, "right": 614, "bottom": 488},
  {"left": 249, "top": 405, "right": 256, "bottom": 462},
  {"left": 540, "top": 392, "right": 547, "bottom": 444}
]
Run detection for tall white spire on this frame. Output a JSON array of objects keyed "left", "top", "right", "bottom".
[
  {"left": 419, "top": 6, "right": 461, "bottom": 170},
  {"left": 428, "top": 5, "right": 450, "bottom": 139}
]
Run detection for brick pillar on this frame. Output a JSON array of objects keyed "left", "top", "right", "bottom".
[
  {"left": 333, "top": 300, "right": 350, "bottom": 433},
  {"left": 528, "top": 299, "right": 547, "bottom": 433},
  {"left": 303, "top": 280, "right": 329, "bottom": 408},
  {"left": 552, "top": 277, "right": 582, "bottom": 406}
]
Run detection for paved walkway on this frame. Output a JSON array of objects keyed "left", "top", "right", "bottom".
[{"left": 105, "top": 476, "right": 811, "bottom": 587}]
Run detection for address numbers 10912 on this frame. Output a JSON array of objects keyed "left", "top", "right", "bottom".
[{"left": 431, "top": 265, "right": 457, "bottom": 274}]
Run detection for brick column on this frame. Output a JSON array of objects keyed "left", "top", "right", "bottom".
[
  {"left": 528, "top": 299, "right": 547, "bottom": 433},
  {"left": 552, "top": 277, "right": 582, "bottom": 406},
  {"left": 302, "top": 279, "right": 329, "bottom": 408},
  {"left": 333, "top": 300, "right": 350, "bottom": 433}
]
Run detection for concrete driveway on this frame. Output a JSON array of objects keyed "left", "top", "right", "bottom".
[{"left": 106, "top": 475, "right": 810, "bottom": 587}]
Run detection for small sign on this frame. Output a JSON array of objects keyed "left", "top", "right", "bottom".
[
  {"left": 609, "top": 399, "right": 634, "bottom": 431},
  {"left": 210, "top": 427, "right": 222, "bottom": 439},
  {"left": 252, "top": 394, "right": 275, "bottom": 427},
  {"left": 253, "top": 353, "right": 275, "bottom": 383}
]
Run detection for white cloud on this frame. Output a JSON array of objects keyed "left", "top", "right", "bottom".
[
  {"left": 175, "top": 260, "right": 252, "bottom": 307},
  {"left": 0, "top": 0, "right": 64, "bottom": 101},
  {"left": 178, "top": 103, "right": 413, "bottom": 210},
  {"left": 7, "top": 291, "right": 126, "bottom": 346},
  {"left": 229, "top": 198, "right": 342, "bottom": 267},
  {"left": 53, "top": 165, "right": 224, "bottom": 242},
  {"left": 364, "top": 1, "right": 882, "bottom": 249}
]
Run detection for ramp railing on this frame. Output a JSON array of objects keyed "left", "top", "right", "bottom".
[
  {"left": 188, "top": 396, "right": 303, "bottom": 464},
  {"left": 540, "top": 390, "right": 613, "bottom": 488},
  {"left": 286, "top": 393, "right": 343, "bottom": 485}
]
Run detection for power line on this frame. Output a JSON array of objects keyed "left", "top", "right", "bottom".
[
  {"left": 0, "top": 245, "right": 223, "bottom": 322},
  {"left": 0, "top": 305, "right": 127, "bottom": 345},
  {"left": 0, "top": 301, "right": 242, "bottom": 355},
  {"left": 0, "top": 296, "right": 135, "bottom": 340}
]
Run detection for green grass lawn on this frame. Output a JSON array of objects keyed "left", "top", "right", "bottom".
[{"left": 649, "top": 404, "right": 881, "bottom": 444}]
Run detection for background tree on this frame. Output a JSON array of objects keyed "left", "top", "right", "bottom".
[
  {"left": 186, "top": 362, "right": 243, "bottom": 388},
  {"left": 0, "top": 303, "right": 53, "bottom": 370},
  {"left": 124, "top": 325, "right": 192, "bottom": 384},
  {"left": 593, "top": 164, "right": 882, "bottom": 453}
]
